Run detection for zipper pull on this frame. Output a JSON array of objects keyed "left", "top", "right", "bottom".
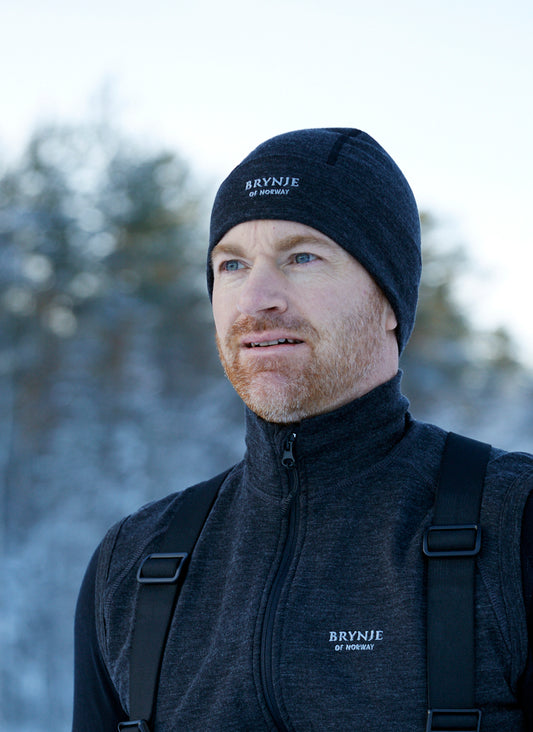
[{"left": 282, "top": 432, "right": 297, "bottom": 469}]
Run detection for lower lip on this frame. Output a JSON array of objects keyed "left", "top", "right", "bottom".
[{"left": 238, "top": 345, "right": 308, "bottom": 373}]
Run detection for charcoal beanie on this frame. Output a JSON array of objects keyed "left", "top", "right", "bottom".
[{"left": 208, "top": 128, "right": 421, "bottom": 353}]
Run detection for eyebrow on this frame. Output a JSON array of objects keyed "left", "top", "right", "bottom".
[{"left": 211, "top": 233, "right": 333, "bottom": 264}]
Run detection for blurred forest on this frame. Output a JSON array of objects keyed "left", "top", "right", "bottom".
[{"left": 1, "top": 119, "right": 532, "bottom": 730}]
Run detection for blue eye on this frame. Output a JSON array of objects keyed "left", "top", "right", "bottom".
[
  {"left": 293, "top": 252, "right": 317, "bottom": 264},
  {"left": 222, "top": 260, "right": 243, "bottom": 272}
]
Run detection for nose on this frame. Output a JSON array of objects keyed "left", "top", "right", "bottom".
[{"left": 237, "top": 260, "right": 288, "bottom": 316}]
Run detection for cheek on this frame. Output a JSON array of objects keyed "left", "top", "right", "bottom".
[
  {"left": 310, "top": 291, "right": 353, "bottom": 324},
  {"left": 213, "top": 286, "right": 234, "bottom": 338},
  {"left": 211, "top": 290, "right": 227, "bottom": 337}
]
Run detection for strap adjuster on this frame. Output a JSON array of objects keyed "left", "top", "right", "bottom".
[
  {"left": 423, "top": 524, "right": 481, "bottom": 558},
  {"left": 426, "top": 708, "right": 481, "bottom": 731},
  {"left": 118, "top": 721, "right": 151, "bottom": 732},
  {"left": 136, "top": 552, "right": 188, "bottom": 584}
]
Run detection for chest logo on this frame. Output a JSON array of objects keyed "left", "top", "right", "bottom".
[{"left": 329, "top": 630, "right": 384, "bottom": 652}]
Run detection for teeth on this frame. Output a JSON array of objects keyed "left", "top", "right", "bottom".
[{"left": 249, "top": 338, "right": 300, "bottom": 348}]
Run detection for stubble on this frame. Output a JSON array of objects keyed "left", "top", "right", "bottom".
[{"left": 216, "top": 289, "right": 388, "bottom": 424}]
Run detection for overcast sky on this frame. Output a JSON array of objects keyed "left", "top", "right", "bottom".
[{"left": 1, "top": 0, "right": 532, "bottom": 362}]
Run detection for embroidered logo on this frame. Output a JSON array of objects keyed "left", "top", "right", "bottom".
[
  {"left": 245, "top": 176, "right": 300, "bottom": 198},
  {"left": 329, "top": 630, "right": 384, "bottom": 652}
]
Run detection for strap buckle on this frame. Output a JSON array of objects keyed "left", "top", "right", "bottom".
[
  {"left": 426, "top": 708, "right": 481, "bottom": 731},
  {"left": 423, "top": 524, "right": 481, "bottom": 558},
  {"left": 136, "top": 552, "right": 188, "bottom": 584},
  {"left": 118, "top": 721, "right": 151, "bottom": 732}
]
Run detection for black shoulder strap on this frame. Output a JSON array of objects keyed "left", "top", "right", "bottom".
[
  {"left": 118, "top": 468, "right": 231, "bottom": 732},
  {"left": 423, "top": 432, "right": 491, "bottom": 732}
]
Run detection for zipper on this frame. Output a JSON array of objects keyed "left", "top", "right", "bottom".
[{"left": 260, "top": 431, "right": 299, "bottom": 731}]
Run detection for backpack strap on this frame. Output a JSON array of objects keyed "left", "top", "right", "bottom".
[
  {"left": 118, "top": 468, "right": 232, "bottom": 732},
  {"left": 423, "top": 432, "right": 491, "bottom": 732}
]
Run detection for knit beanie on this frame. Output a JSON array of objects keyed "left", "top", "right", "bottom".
[{"left": 208, "top": 128, "right": 421, "bottom": 353}]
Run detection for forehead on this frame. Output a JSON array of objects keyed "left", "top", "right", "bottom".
[{"left": 212, "top": 219, "right": 345, "bottom": 258}]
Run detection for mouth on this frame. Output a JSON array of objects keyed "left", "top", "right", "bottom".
[{"left": 246, "top": 338, "right": 304, "bottom": 349}]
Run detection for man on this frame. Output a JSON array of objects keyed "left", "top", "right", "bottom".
[{"left": 73, "top": 128, "right": 533, "bottom": 730}]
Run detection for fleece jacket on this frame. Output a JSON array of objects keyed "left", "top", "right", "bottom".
[{"left": 75, "top": 374, "right": 533, "bottom": 730}]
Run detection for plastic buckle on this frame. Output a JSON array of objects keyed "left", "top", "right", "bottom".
[
  {"left": 136, "top": 552, "right": 188, "bottom": 584},
  {"left": 423, "top": 524, "right": 481, "bottom": 558},
  {"left": 426, "top": 708, "right": 481, "bottom": 732},
  {"left": 118, "top": 721, "right": 151, "bottom": 732}
]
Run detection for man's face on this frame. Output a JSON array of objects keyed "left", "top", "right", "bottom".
[{"left": 211, "top": 220, "right": 398, "bottom": 424}]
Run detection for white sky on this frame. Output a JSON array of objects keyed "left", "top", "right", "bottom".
[{"left": 1, "top": 0, "right": 532, "bottom": 363}]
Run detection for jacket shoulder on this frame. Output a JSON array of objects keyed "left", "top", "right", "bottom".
[
  {"left": 93, "top": 469, "right": 236, "bottom": 701},
  {"left": 487, "top": 446, "right": 533, "bottom": 482},
  {"left": 97, "top": 468, "right": 235, "bottom": 598}
]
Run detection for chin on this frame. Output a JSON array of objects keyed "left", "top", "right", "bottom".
[
  {"left": 241, "top": 385, "right": 309, "bottom": 424},
  {"left": 248, "top": 402, "right": 305, "bottom": 425}
]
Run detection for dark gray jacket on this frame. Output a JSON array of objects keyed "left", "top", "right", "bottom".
[{"left": 79, "top": 375, "right": 533, "bottom": 730}]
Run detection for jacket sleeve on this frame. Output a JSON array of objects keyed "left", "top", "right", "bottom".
[
  {"left": 72, "top": 547, "right": 127, "bottom": 731},
  {"left": 521, "top": 490, "right": 533, "bottom": 727}
]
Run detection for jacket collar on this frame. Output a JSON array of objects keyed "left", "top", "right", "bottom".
[{"left": 243, "top": 372, "right": 410, "bottom": 499}]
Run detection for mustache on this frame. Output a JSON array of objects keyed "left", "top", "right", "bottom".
[{"left": 227, "top": 314, "right": 318, "bottom": 341}]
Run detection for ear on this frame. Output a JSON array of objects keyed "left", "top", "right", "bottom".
[{"left": 384, "top": 302, "right": 398, "bottom": 333}]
